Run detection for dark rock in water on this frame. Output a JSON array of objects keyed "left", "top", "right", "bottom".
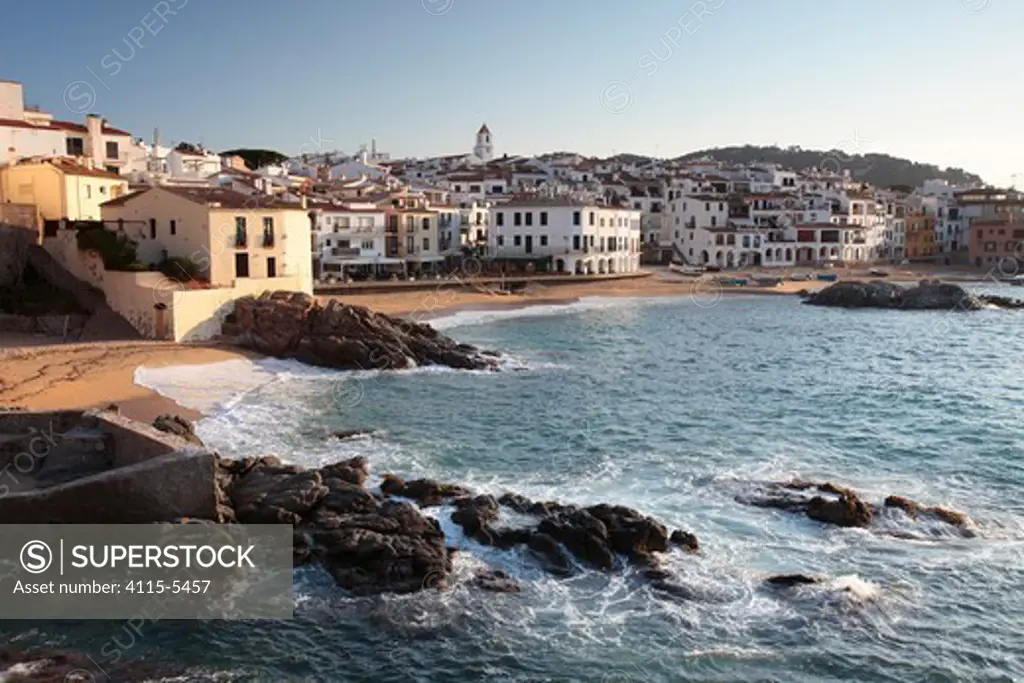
[
  {"left": 152, "top": 413, "right": 203, "bottom": 445},
  {"left": 979, "top": 294, "right": 1024, "bottom": 309},
  {"left": 807, "top": 492, "right": 873, "bottom": 528},
  {"left": 764, "top": 573, "right": 822, "bottom": 588},
  {"left": 0, "top": 645, "right": 177, "bottom": 682},
  {"left": 670, "top": 529, "right": 700, "bottom": 553},
  {"left": 803, "top": 280, "right": 985, "bottom": 311},
  {"left": 380, "top": 474, "right": 470, "bottom": 506},
  {"left": 472, "top": 568, "right": 521, "bottom": 594},
  {"left": 526, "top": 532, "right": 574, "bottom": 576},
  {"left": 451, "top": 494, "right": 500, "bottom": 543},
  {"left": 538, "top": 508, "right": 616, "bottom": 570},
  {"left": 884, "top": 495, "right": 972, "bottom": 530},
  {"left": 225, "top": 291, "right": 500, "bottom": 371},
  {"left": 319, "top": 456, "right": 370, "bottom": 487},
  {"left": 740, "top": 480, "right": 872, "bottom": 528},
  {"left": 311, "top": 500, "right": 450, "bottom": 595},
  {"left": 331, "top": 429, "right": 375, "bottom": 440}
]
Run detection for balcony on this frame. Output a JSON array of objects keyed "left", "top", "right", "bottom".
[
  {"left": 234, "top": 233, "right": 247, "bottom": 248},
  {"left": 263, "top": 233, "right": 275, "bottom": 247},
  {"left": 331, "top": 247, "right": 361, "bottom": 258}
]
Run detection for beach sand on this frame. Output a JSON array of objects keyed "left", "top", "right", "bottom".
[{"left": 0, "top": 342, "right": 251, "bottom": 421}]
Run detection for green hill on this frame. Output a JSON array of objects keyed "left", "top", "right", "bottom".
[{"left": 671, "top": 145, "right": 984, "bottom": 188}]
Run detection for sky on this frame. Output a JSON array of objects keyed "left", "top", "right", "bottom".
[{"left": 1, "top": 0, "right": 1020, "bottom": 185}]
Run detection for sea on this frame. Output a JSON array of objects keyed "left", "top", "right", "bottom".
[{"left": 5, "top": 290, "right": 1024, "bottom": 682}]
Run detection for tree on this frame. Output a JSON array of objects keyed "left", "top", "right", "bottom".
[{"left": 175, "top": 142, "right": 201, "bottom": 154}]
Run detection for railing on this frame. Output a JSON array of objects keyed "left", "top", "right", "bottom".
[
  {"left": 263, "top": 234, "right": 275, "bottom": 247},
  {"left": 234, "top": 233, "right": 247, "bottom": 248},
  {"left": 331, "top": 247, "right": 362, "bottom": 258}
]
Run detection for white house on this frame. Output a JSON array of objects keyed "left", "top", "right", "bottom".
[
  {"left": 309, "top": 202, "right": 398, "bottom": 279},
  {"left": 487, "top": 198, "right": 641, "bottom": 274}
]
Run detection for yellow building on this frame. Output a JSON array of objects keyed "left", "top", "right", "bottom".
[
  {"left": 100, "top": 185, "right": 312, "bottom": 289},
  {"left": 0, "top": 157, "right": 127, "bottom": 222}
]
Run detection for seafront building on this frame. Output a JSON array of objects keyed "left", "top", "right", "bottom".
[{"left": 486, "top": 197, "right": 641, "bottom": 274}]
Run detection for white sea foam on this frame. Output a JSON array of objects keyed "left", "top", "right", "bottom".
[{"left": 427, "top": 295, "right": 677, "bottom": 330}]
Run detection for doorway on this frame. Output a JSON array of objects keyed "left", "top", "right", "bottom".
[{"left": 235, "top": 252, "right": 249, "bottom": 278}]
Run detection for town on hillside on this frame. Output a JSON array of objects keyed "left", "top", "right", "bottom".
[{"left": 1, "top": 76, "right": 1022, "bottom": 343}]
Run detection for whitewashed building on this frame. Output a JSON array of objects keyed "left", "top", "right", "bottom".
[
  {"left": 487, "top": 198, "right": 641, "bottom": 274},
  {"left": 309, "top": 202, "right": 399, "bottom": 278}
]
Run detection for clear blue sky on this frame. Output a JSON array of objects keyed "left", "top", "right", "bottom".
[{"left": 1, "top": 0, "right": 1020, "bottom": 185}]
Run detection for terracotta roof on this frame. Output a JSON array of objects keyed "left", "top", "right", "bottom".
[
  {"left": 44, "top": 158, "right": 124, "bottom": 179},
  {"left": 308, "top": 202, "right": 384, "bottom": 214},
  {"left": 49, "top": 120, "right": 132, "bottom": 136},
  {"left": 0, "top": 117, "right": 132, "bottom": 136},
  {"left": 102, "top": 185, "right": 306, "bottom": 211}
]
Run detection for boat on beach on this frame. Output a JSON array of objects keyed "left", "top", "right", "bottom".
[
  {"left": 817, "top": 274, "right": 839, "bottom": 281},
  {"left": 668, "top": 263, "right": 705, "bottom": 276}
]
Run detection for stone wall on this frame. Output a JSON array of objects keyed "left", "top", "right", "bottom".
[
  {"left": 0, "top": 410, "right": 219, "bottom": 523},
  {"left": 0, "top": 450, "right": 219, "bottom": 523}
]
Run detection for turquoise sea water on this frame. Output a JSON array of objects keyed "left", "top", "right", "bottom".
[{"left": 7, "top": 292, "right": 1024, "bottom": 681}]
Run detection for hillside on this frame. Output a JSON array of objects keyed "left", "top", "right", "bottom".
[{"left": 671, "top": 145, "right": 984, "bottom": 188}]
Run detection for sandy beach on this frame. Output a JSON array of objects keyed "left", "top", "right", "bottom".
[
  {"left": 0, "top": 342, "right": 251, "bottom": 421},
  {"left": 0, "top": 264, "right": 992, "bottom": 419}
]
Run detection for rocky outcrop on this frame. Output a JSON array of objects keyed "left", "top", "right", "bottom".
[
  {"left": 0, "top": 645, "right": 177, "bottom": 682},
  {"left": 803, "top": 280, "right": 986, "bottom": 311},
  {"left": 884, "top": 495, "right": 970, "bottom": 528},
  {"left": 152, "top": 414, "right": 203, "bottom": 446},
  {"left": 764, "top": 573, "right": 822, "bottom": 588},
  {"left": 223, "top": 291, "right": 500, "bottom": 371},
  {"left": 211, "top": 455, "right": 700, "bottom": 595},
  {"left": 740, "top": 479, "right": 973, "bottom": 536}
]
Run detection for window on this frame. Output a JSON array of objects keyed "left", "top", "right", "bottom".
[
  {"left": 683, "top": 202, "right": 687, "bottom": 211},
  {"left": 235, "top": 217, "right": 247, "bottom": 247},
  {"left": 705, "top": 203, "right": 710, "bottom": 211},
  {"left": 514, "top": 235, "right": 522, "bottom": 246},
  {"left": 421, "top": 217, "right": 429, "bottom": 231},
  {"left": 573, "top": 235, "right": 580, "bottom": 250},
  {"left": 105, "top": 141, "right": 119, "bottom": 159},
  {"left": 105, "top": 166, "right": 119, "bottom": 175},
  {"left": 589, "top": 212, "right": 595, "bottom": 226},
  {"left": 235, "top": 252, "right": 249, "bottom": 278},
  {"left": 540, "top": 235, "right": 548, "bottom": 246},
  {"left": 454, "top": 185, "right": 462, "bottom": 192},
  {"left": 525, "top": 212, "right": 533, "bottom": 226},
  {"left": 514, "top": 212, "right": 522, "bottom": 226},
  {"left": 497, "top": 235, "right": 505, "bottom": 246},
  {"left": 170, "top": 220, "right": 176, "bottom": 236},
  {"left": 711, "top": 216, "right": 717, "bottom": 227},
  {"left": 148, "top": 218, "right": 156, "bottom": 238},
  {"left": 263, "top": 217, "right": 275, "bottom": 247},
  {"left": 496, "top": 212, "right": 504, "bottom": 226},
  {"left": 719, "top": 203, "right": 724, "bottom": 211},
  {"left": 66, "top": 138, "right": 84, "bottom": 156},
  {"left": 266, "top": 256, "right": 277, "bottom": 278},
  {"left": 540, "top": 212, "right": 548, "bottom": 226},
  {"left": 85, "top": 185, "right": 92, "bottom": 199},
  {"left": 573, "top": 211, "right": 581, "bottom": 226},
  {"left": 470, "top": 185, "right": 481, "bottom": 193},
  {"left": 423, "top": 237, "right": 430, "bottom": 250}
]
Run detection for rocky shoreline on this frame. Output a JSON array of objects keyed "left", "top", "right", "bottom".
[
  {"left": 149, "top": 416, "right": 976, "bottom": 597},
  {"left": 220, "top": 291, "right": 500, "bottom": 371},
  {"left": 802, "top": 279, "right": 1024, "bottom": 310}
]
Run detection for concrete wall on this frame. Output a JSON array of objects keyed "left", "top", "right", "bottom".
[
  {"left": 0, "top": 450, "right": 218, "bottom": 524},
  {"left": 44, "top": 228, "right": 309, "bottom": 341},
  {"left": 170, "top": 274, "right": 308, "bottom": 341}
]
